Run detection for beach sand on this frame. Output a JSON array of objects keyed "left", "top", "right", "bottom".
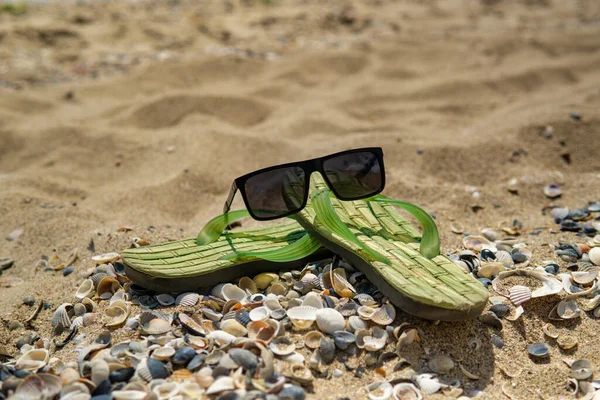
[{"left": 1, "top": 0, "right": 600, "bottom": 398}]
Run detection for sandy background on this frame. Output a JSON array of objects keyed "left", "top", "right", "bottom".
[{"left": 1, "top": 0, "right": 600, "bottom": 399}]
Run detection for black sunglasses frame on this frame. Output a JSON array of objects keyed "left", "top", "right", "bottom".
[{"left": 223, "top": 147, "right": 385, "bottom": 221}]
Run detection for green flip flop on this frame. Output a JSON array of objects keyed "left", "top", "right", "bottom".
[
  {"left": 121, "top": 210, "right": 328, "bottom": 293},
  {"left": 291, "top": 175, "right": 489, "bottom": 321}
]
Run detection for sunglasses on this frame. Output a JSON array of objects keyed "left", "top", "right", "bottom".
[{"left": 223, "top": 147, "right": 385, "bottom": 221}]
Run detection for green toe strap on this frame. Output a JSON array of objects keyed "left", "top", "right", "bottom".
[
  {"left": 310, "top": 189, "right": 440, "bottom": 263},
  {"left": 195, "top": 209, "right": 321, "bottom": 263}
]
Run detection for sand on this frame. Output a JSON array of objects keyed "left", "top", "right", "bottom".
[{"left": 1, "top": 0, "right": 600, "bottom": 398}]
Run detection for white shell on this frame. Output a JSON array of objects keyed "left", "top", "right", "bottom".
[
  {"left": 152, "top": 346, "right": 175, "bottom": 361},
  {"left": 91, "top": 252, "right": 120, "bottom": 264},
  {"left": 509, "top": 285, "right": 532, "bottom": 306},
  {"left": 112, "top": 391, "right": 148, "bottom": 400},
  {"left": 371, "top": 304, "right": 396, "bottom": 325},
  {"left": 16, "top": 349, "right": 49, "bottom": 371},
  {"left": 75, "top": 279, "right": 94, "bottom": 299},
  {"left": 269, "top": 336, "right": 296, "bottom": 356},
  {"left": 51, "top": 303, "right": 73, "bottom": 329},
  {"left": 286, "top": 306, "right": 318, "bottom": 329},
  {"left": 589, "top": 247, "right": 600, "bottom": 266},
  {"left": 428, "top": 354, "right": 454, "bottom": 374},
  {"left": 493, "top": 269, "right": 563, "bottom": 299},
  {"left": 153, "top": 381, "right": 180, "bottom": 399},
  {"left": 180, "top": 382, "right": 204, "bottom": 398},
  {"left": 73, "top": 303, "right": 86, "bottom": 317},
  {"left": 554, "top": 300, "right": 581, "bottom": 320},
  {"left": 206, "top": 376, "right": 235, "bottom": 395},
  {"left": 315, "top": 308, "right": 345, "bottom": 334},
  {"left": 357, "top": 327, "right": 388, "bottom": 351},
  {"left": 155, "top": 294, "right": 175, "bottom": 306},
  {"left": 392, "top": 383, "right": 422, "bottom": 400},
  {"left": 572, "top": 269, "right": 598, "bottom": 285},
  {"left": 222, "top": 284, "right": 247, "bottom": 303},
  {"left": 249, "top": 306, "right": 270, "bottom": 322},
  {"left": 477, "top": 262, "right": 506, "bottom": 279},
  {"left": 357, "top": 305, "right": 377, "bottom": 320},
  {"left": 415, "top": 373, "right": 441, "bottom": 395},
  {"left": 220, "top": 319, "right": 248, "bottom": 337},
  {"left": 304, "top": 331, "right": 325, "bottom": 349},
  {"left": 463, "top": 235, "right": 496, "bottom": 252},
  {"left": 90, "top": 359, "right": 109, "bottom": 386},
  {"left": 105, "top": 303, "right": 130, "bottom": 327},
  {"left": 263, "top": 297, "right": 282, "bottom": 311},
  {"left": 175, "top": 292, "right": 200, "bottom": 307},
  {"left": 495, "top": 251, "right": 514, "bottom": 268},
  {"left": 142, "top": 318, "right": 171, "bottom": 335},
  {"left": 366, "top": 381, "right": 393, "bottom": 400},
  {"left": 207, "top": 330, "right": 236, "bottom": 346},
  {"left": 301, "top": 292, "right": 323, "bottom": 309}
]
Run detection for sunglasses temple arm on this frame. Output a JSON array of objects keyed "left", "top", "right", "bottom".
[{"left": 223, "top": 181, "right": 238, "bottom": 214}]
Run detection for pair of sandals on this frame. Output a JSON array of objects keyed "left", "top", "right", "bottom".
[{"left": 122, "top": 176, "right": 488, "bottom": 321}]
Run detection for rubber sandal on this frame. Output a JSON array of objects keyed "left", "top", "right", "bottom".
[
  {"left": 291, "top": 175, "right": 489, "bottom": 321},
  {"left": 121, "top": 210, "right": 328, "bottom": 293}
]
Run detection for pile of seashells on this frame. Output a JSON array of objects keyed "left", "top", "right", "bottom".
[{"left": 2, "top": 209, "right": 600, "bottom": 399}]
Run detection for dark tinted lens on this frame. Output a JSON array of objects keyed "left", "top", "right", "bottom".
[
  {"left": 323, "top": 151, "right": 382, "bottom": 199},
  {"left": 244, "top": 166, "right": 306, "bottom": 219}
]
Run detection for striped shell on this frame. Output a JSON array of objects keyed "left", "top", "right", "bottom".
[
  {"left": 51, "top": 303, "right": 73, "bottom": 329},
  {"left": 286, "top": 306, "right": 318, "bottom": 329},
  {"left": 495, "top": 251, "right": 514, "bottom": 268},
  {"left": 301, "top": 293, "right": 323, "bottom": 309},
  {"left": 175, "top": 292, "right": 200, "bottom": 307},
  {"left": 347, "top": 315, "right": 368, "bottom": 332},
  {"left": 509, "top": 285, "right": 532, "bottom": 306},
  {"left": 142, "top": 318, "right": 171, "bottom": 335},
  {"left": 238, "top": 277, "right": 258, "bottom": 293}
]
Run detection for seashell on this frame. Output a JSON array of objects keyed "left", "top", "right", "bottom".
[
  {"left": 16, "top": 348, "right": 49, "bottom": 371},
  {"left": 207, "top": 330, "right": 236, "bottom": 346},
  {"left": 396, "top": 328, "right": 420, "bottom": 349},
  {"left": 142, "top": 317, "right": 171, "bottom": 335},
  {"left": 315, "top": 308, "right": 345, "bottom": 334},
  {"left": 92, "top": 252, "right": 119, "bottom": 264},
  {"left": 571, "top": 359, "right": 592, "bottom": 380},
  {"left": 362, "top": 327, "right": 388, "bottom": 352},
  {"left": 137, "top": 295, "right": 158, "bottom": 309},
  {"left": 70, "top": 316, "right": 84, "bottom": 329},
  {"left": 172, "top": 346, "right": 196, "bottom": 365},
  {"left": 97, "top": 276, "right": 120, "bottom": 296},
  {"left": 249, "top": 306, "right": 270, "bottom": 322},
  {"left": 550, "top": 300, "right": 580, "bottom": 320},
  {"left": 541, "top": 323, "right": 559, "bottom": 340},
  {"left": 206, "top": 376, "right": 235, "bottom": 395},
  {"left": 481, "top": 228, "right": 500, "bottom": 242},
  {"left": 151, "top": 346, "right": 175, "bottom": 361},
  {"left": 493, "top": 269, "right": 563, "bottom": 299},
  {"left": 495, "top": 251, "right": 514, "bottom": 269},
  {"left": 347, "top": 315, "right": 368, "bottom": 332},
  {"left": 509, "top": 285, "right": 532, "bottom": 306},
  {"left": 463, "top": 235, "right": 496, "bottom": 252},
  {"left": 290, "top": 364, "right": 313, "bottom": 384},
  {"left": 60, "top": 367, "right": 80, "bottom": 385},
  {"left": 174, "top": 292, "right": 199, "bottom": 307},
  {"left": 428, "top": 354, "right": 454, "bottom": 374},
  {"left": 318, "top": 336, "right": 336, "bottom": 364},
  {"left": 222, "top": 284, "right": 247, "bottom": 302},
  {"left": 286, "top": 306, "right": 318, "bottom": 329},
  {"left": 180, "top": 381, "right": 204, "bottom": 398},
  {"left": 557, "top": 334, "right": 578, "bottom": 350},
  {"left": 490, "top": 304, "right": 510, "bottom": 319},
  {"left": 238, "top": 276, "right": 258, "bottom": 294},
  {"left": 155, "top": 294, "right": 175, "bottom": 306},
  {"left": 477, "top": 262, "right": 506, "bottom": 279},
  {"left": 90, "top": 359, "right": 109, "bottom": 386},
  {"left": 392, "top": 383, "right": 422, "bottom": 400},
  {"left": 202, "top": 307, "right": 223, "bottom": 322},
  {"left": 269, "top": 282, "right": 288, "bottom": 296},
  {"left": 415, "top": 373, "right": 441, "bottom": 395},
  {"left": 544, "top": 184, "right": 562, "bottom": 199},
  {"left": 75, "top": 279, "right": 94, "bottom": 299},
  {"left": 220, "top": 319, "right": 248, "bottom": 337},
  {"left": 153, "top": 381, "right": 180, "bottom": 399},
  {"left": 371, "top": 304, "right": 396, "bottom": 325},
  {"left": 332, "top": 268, "right": 356, "bottom": 298},
  {"left": 178, "top": 313, "right": 205, "bottom": 336},
  {"left": 223, "top": 300, "right": 242, "bottom": 315},
  {"left": 505, "top": 305, "right": 524, "bottom": 321},
  {"left": 459, "top": 363, "right": 481, "bottom": 380},
  {"left": 301, "top": 273, "right": 318, "bottom": 286},
  {"left": 270, "top": 308, "right": 287, "bottom": 320},
  {"left": 112, "top": 390, "right": 148, "bottom": 400},
  {"left": 263, "top": 296, "right": 282, "bottom": 310},
  {"left": 589, "top": 247, "right": 600, "bottom": 266},
  {"left": 80, "top": 297, "right": 97, "bottom": 313},
  {"left": 254, "top": 273, "right": 278, "bottom": 290},
  {"left": 571, "top": 269, "right": 598, "bottom": 285},
  {"left": 269, "top": 336, "right": 296, "bottom": 356},
  {"left": 228, "top": 348, "right": 259, "bottom": 371},
  {"left": 479, "top": 311, "right": 503, "bottom": 329},
  {"left": 366, "top": 381, "right": 393, "bottom": 400},
  {"left": 332, "top": 330, "right": 356, "bottom": 350},
  {"left": 304, "top": 330, "right": 324, "bottom": 349},
  {"left": 73, "top": 303, "right": 86, "bottom": 317},
  {"left": 137, "top": 357, "right": 169, "bottom": 382},
  {"left": 105, "top": 303, "right": 130, "bottom": 328},
  {"left": 354, "top": 293, "right": 376, "bottom": 305},
  {"left": 528, "top": 342, "right": 550, "bottom": 358},
  {"left": 301, "top": 292, "right": 323, "bottom": 309},
  {"left": 52, "top": 303, "right": 73, "bottom": 329},
  {"left": 358, "top": 305, "right": 377, "bottom": 320},
  {"left": 339, "top": 302, "right": 359, "bottom": 317}
]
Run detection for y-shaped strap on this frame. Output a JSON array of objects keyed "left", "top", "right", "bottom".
[
  {"left": 195, "top": 209, "right": 321, "bottom": 262},
  {"left": 310, "top": 189, "right": 440, "bottom": 263}
]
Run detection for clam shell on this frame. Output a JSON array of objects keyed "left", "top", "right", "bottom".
[
  {"left": 392, "top": 383, "right": 422, "bottom": 400},
  {"left": 112, "top": 391, "right": 148, "bottom": 400},
  {"left": 551, "top": 300, "right": 580, "bottom": 320},
  {"left": 142, "top": 318, "right": 171, "bottom": 335},
  {"left": 269, "top": 336, "right": 296, "bottom": 356},
  {"left": 332, "top": 331, "right": 356, "bottom": 350},
  {"left": 527, "top": 342, "right": 549, "bottom": 358},
  {"left": 332, "top": 268, "right": 356, "bottom": 298},
  {"left": 223, "top": 299, "right": 242, "bottom": 315},
  {"left": 557, "top": 334, "right": 578, "bottom": 350},
  {"left": 358, "top": 305, "right": 377, "bottom": 320},
  {"left": 589, "top": 247, "right": 600, "bottom": 266},
  {"left": 202, "top": 307, "right": 223, "bottom": 322},
  {"left": 82, "top": 298, "right": 97, "bottom": 312},
  {"left": 178, "top": 314, "right": 205, "bottom": 336},
  {"left": 571, "top": 360, "right": 592, "bottom": 380},
  {"left": 291, "top": 364, "right": 313, "bottom": 384},
  {"left": 339, "top": 302, "right": 359, "bottom": 316},
  {"left": 249, "top": 306, "right": 270, "bottom": 322},
  {"left": 366, "top": 381, "right": 393, "bottom": 400},
  {"left": 97, "top": 276, "right": 120, "bottom": 296},
  {"left": 495, "top": 251, "right": 514, "bottom": 268},
  {"left": 463, "top": 235, "right": 496, "bottom": 252},
  {"left": 286, "top": 306, "right": 318, "bottom": 329},
  {"left": 16, "top": 348, "right": 49, "bottom": 371},
  {"left": 301, "top": 292, "right": 323, "bottom": 309},
  {"left": 542, "top": 323, "right": 559, "bottom": 339},
  {"left": 180, "top": 382, "right": 204, "bottom": 398},
  {"left": 509, "top": 285, "right": 532, "bottom": 306},
  {"left": 207, "top": 330, "right": 236, "bottom": 346},
  {"left": 238, "top": 276, "right": 258, "bottom": 293},
  {"left": 206, "top": 376, "right": 235, "bottom": 395},
  {"left": 151, "top": 346, "right": 175, "bottom": 361},
  {"left": 73, "top": 303, "right": 86, "bottom": 317},
  {"left": 155, "top": 294, "right": 175, "bottom": 306},
  {"left": 60, "top": 367, "right": 80, "bottom": 385},
  {"left": 315, "top": 308, "right": 345, "bottom": 334},
  {"left": 304, "top": 330, "right": 324, "bottom": 349},
  {"left": 51, "top": 303, "right": 73, "bottom": 329},
  {"left": 174, "top": 292, "right": 200, "bottom": 307},
  {"left": 222, "top": 284, "right": 247, "bottom": 302},
  {"left": 90, "top": 359, "right": 109, "bottom": 386},
  {"left": 571, "top": 269, "right": 598, "bottom": 285},
  {"left": 75, "top": 279, "right": 94, "bottom": 299},
  {"left": 318, "top": 336, "right": 336, "bottom": 364},
  {"left": 371, "top": 304, "right": 396, "bottom": 325},
  {"left": 347, "top": 315, "right": 368, "bottom": 332},
  {"left": 269, "top": 282, "right": 288, "bottom": 296},
  {"left": 477, "top": 262, "right": 506, "bottom": 279},
  {"left": 105, "top": 303, "right": 130, "bottom": 328},
  {"left": 263, "top": 297, "right": 282, "bottom": 310},
  {"left": 153, "top": 381, "right": 180, "bottom": 399},
  {"left": 220, "top": 319, "right": 248, "bottom": 337},
  {"left": 362, "top": 327, "right": 388, "bottom": 351},
  {"left": 92, "top": 252, "right": 119, "bottom": 264},
  {"left": 254, "top": 273, "right": 278, "bottom": 290},
  {"left": 415, "top": 373, "right": 441, "bottom": 395}
]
